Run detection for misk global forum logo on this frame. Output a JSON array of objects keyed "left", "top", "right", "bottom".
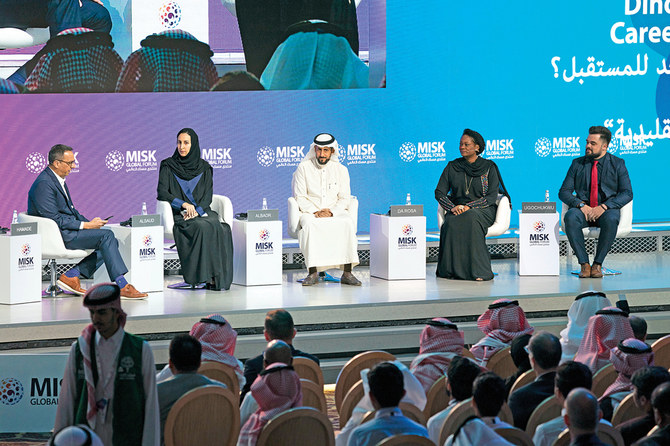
[
  {"left": 529, "top": 220, "right": 550, "bottom": 245},
  {"left": 0, "top": 378, "right": 23, "bottom": 406},
  {"left": 139, "top": 234, "right": 156, "bottom": 261},
  {"left": 398, "top": 141, "right": 446, "bottom": 163},
  {"left": 159, "top": 1, "right": 181, "bottom": 29},
  {"left": 398, "top": 224, "right": 417, "bottom": 249},
  {"left": 256, "top": 145, "right": 305, "bottom": 168},
  {"left": 18, "top": 243, "right": 35, "bottom": 271},
  {"left": 255, "top": 229, "right": 273, "bottom": 254},
  {"left": 106, "top": 149, "right": 158, "bottom": 173},
  {"left": 534, "top": 136, "right": 581, "bottom": 158}
]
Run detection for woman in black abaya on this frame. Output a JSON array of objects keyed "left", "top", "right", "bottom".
[
  {"left": 435, "top": 129, "right": 510, "bottom": 281},
  {"left": 157, "top": 128, "right": 233, "bottom": 290}
]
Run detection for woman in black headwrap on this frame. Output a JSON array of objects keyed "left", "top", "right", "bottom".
[
  {"left": 157, "top": 128, "right": 233, "bottom": 290},
  {"left": 434, "top": 129, "right": 511, "bottom": 281}
]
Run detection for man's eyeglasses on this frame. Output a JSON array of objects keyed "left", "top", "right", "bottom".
[{"left": 56, "top": 159, "right": 76, "bottom": 167}]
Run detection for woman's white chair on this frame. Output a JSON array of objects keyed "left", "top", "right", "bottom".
[
  {"left": 18, "top": 212, "right": 93, "bottom": 297},
  {"left": 287, "top": 196, "right": 358, "bottom": 239},
  {"left": 156, "top": 194, "right": 234, "bottom": 241},
  {"left": 0, "top": 27, "right": 49, "bottom": 49},
  {"left": 437, "top": 195, "right": 511, "bottom": 237}
]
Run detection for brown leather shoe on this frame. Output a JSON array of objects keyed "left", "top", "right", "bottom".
[
  {"left": 120, "top": 284, "right": 148, "bottom": 299},
  {"left": 591, "top": 263, "right": 603, "bottom": 278},
  {"left": 578, "top": 263, "right": 591, "bottom": 278},
  {"left": 57, "top": 274, "right": 86, "bottom": 295}
]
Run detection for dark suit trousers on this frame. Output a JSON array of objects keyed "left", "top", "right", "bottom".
[
  {"left": 564, "top": 207, "right": 620, "bottom": 264},
  {"left": 65, "top": 229, "right": 128, "bottom": 280}
]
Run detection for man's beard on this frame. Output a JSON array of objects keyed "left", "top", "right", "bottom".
[{"left": 316, "top": 157, "right": 330, "bottom": 165}]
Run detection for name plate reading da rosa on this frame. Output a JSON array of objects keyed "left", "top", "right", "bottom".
[
  {"left": 132, "top": 214, "right": 161, "bottom": 227},
  {"left": 390, "top": 205, "right": 424, "bottom": 217},
  {"left": 10, "top": 222, "right": 37, "bottom": 236},
  {"left": 248, "top": 209, "right": 279, "bottom": 222},
  {"left": 522, "top": 202, "right": 556, "bottom": 214}
]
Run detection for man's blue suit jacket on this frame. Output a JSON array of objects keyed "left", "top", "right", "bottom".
[
  {"left": 558, "top": 152, "right": 633, "bottom": 210},
  {"left": 27, "top": 167, "right": 88, "bottom": 243}
]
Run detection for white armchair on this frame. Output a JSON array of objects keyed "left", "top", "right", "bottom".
[
  {"left": 560, "top": 200, "right": 633, "bottom": 239},
  {"left": 18, "top": 212, "right": 93, "bottom": 297},
  {"left": 0, "top": 27, "right": 49, "bottom": 49},
  {"left": 156, "top": 195, "right": 234, "bottom": 240},
  {"left": 437, "top": 195, "right": 511, "bottom": 237},
  {"left": 287, "top": 196, "right": 358, "bottom": 239}
]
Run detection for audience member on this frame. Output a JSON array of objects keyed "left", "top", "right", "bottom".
[
  {"left": 347, "top": 362, "right": 429, "bottom": 446},
  {"left": 600, "top": 339, "right": 655, "bottom": 421},
  {"left": 444, "top": 416, "right": 513, "bottom": 446},
  {"left": 337, "top": 360, "right": 426, "bottom": 446},
  {"left": 560, "top": 291, "right": 612, "bottom": 364},
  {"left": 409, "top": 318, "right": 465, "bottom": 393},
  {"left": 629, "top": 316, "right": 648, "bottom": 342},
  {"left": 239, "top": 340, "right": 293, "bottom": 427},
  {"left": 470, "top": 299, "right": 534, "bottom": 367},
  {"left": 504, "top": 333, "right": 532, "bottom": 396},
  {"left": 618, "top": 367, "right": 670, "bottom": 445},
  {"left": 426, "top": 355, "right": 481, "bottom": 445},
  {"left": 509, "top": 331, "right": 562, "bottom": 430},
  {"left": 157, "top": 334, "right": 226, "bottom": 445},
  {"left": 633, "top": 382, "right": 670, "bottom": 445},
  {"left": 210, "top": 71, "right": 264, "bottom": 91},
  {"left": 574, "top": 306, "right": 635, "bottom": 373},
  {"left": 49, "top": 425, "right": 103, "bottom": 446},
  {"left": 472, "top": 372, "right": 513, "bottom": 429},
  {"left": 24, "top": 28, "right": 122, "bottom": 93},
  {"left": 241, "top": 309, "right": 319, "bottom": 402},
  {"left": 533, "top": 361, "right": 594, "bottom": 446},
  {"left": 116, "top": 29, "right": 218, "bottom": 92},
  {"left": 53, "top": 283, "right": 159, "bottom": 446},
  {"left": 564, "top": 388, "right": 607, "bottom": 446},
  {"left": 236, "top": 362, "right": 302, "bottom": 446}
]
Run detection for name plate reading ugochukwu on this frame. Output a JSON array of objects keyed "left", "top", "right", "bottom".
[
  {"left": 390, "top": 205, "right": 423, "bottom": 217},
  {"left": 522, "top": 202, "right": 556, "bottom": 214},
  {"left": 132, "top": 214, "right": 161, "bottom": 227},
  {"left": 10, "top": 222, "right": 37, "bottom": 236},
  {"left": 248, "top": 209, "right": 279, "bottom": 222}
]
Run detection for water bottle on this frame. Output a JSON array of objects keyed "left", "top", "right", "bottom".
[
  {"left": 406, "top": 193, "right": 411, "bottom": 205},
  {"left": 545, "top": 190, "right": 550, "bottom": 202},
  {"left": 262, "top": 198, "right": 268, "bottom": 210},
  {"left": 141, "top": 202, "right": 147, "bottom": 215},
  {"left": 11, "top": 210, "right": 18, "bottom": 224}
]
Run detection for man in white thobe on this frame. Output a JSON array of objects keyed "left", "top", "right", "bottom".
[
  {"left": 53, "top": 283, "right": 160, "bottom": 446},
  {"left": 292, "top": 133, "right": 360, "bottom": 286}
]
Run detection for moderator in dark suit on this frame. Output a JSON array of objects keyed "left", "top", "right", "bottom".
[
  {"left": 559, "top": 151, "right": 633, "bottom": 266},
  {"left": 27, "top": 167, "right": 128, "bottom": 281},
  {"left": 508, "top": 371, "right": 556, "bottom": 431}
]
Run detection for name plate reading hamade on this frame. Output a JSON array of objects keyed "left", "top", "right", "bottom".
[
  {"left": 522, "top": 202, "right": 556, "bottom": 214},
  {"left": 10, "top": 222, "right": 37, "bottom": 236},
  {"left": 390, "top": 205, "right": 424, "bottom": 217},
  {"left": 248, "top": 209, "right": 279, "bottom": 222},
  {"left": 132, "top": 214, "right": 161, "bottom": 227}
]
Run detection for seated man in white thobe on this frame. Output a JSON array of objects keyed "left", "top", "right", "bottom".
[{"left": 292, "top": 132, "right": 360, "bottom": 286}]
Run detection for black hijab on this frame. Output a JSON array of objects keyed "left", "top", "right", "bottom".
[{"left": 163, "top": 128, "right": 209, "bottom": 180}]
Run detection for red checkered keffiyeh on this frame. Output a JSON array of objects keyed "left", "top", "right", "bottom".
[
  {"left": 116, "top": 29, "right": 218, "bottom": 92},
  {"left": 25, "top": 28, "right": 122, "bottom": 93},
  {"left": 601, "top": 338, "right": 654, "bottom": 399},
  {"left": 574, "top": 307, "right": 635, "bottom": 373},
  {"left": 237, "top": 363, "right": 302, "bottom": 446},
  {"left": 190, "top": 314, "right": 242, "bottom": 375},
  {"left": 470, "top": 299, "right": 534, "bottom": 366},
  {"left": 410, "top": 318, "right": 465, "bottom": 393}
]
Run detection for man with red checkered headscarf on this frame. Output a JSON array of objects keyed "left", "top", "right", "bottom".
[
  {"left": 574, "top": 306, "right": 634, "bottom": 374},
  {"left": 470, "top": 299, "right": 534, "bottom": 367},
  {"left": 410, "top": 318, "right": 465, "bottom": 393},
  {"left": 236, "top": 362, "right": 302, "bottom": 446},
  {"left": 53, "top": 283, "right": 159, "bottom": 446},
  {"left": 599, "top": 338, "right": 654, "bottom": 421}
]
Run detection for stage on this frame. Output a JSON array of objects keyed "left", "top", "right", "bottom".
[{"left": 1, "top": 248, "right": 670, "bottom": 383}]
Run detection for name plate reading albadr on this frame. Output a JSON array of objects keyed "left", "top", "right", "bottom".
[
  {"left": 132, "top": 214, "right": 161, "bottom": 227},
  {"left": 248, "top": 209, "right": 279, "bottom": 222},
  {"left": 390, "top": 205, "right": 423, "bottom": 217},
  {"left": 522, "top": 202, "right": 556, "bottom": 214},
  {"left": 10, "top": 222, "right": 37, "bottom": 236}
]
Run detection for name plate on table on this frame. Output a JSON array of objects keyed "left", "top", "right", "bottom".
[
  {"left": 10, "top": 222, "right": 37, "bottom": 236},
  {"left": 132, "top": 214, "right": 161, "bottom": 227},
  {"left": 248, "top": 209, "right": 279, "bottom": 221},
  {"left": 522, "top": 202, "right": 556, "bottom": 213},
  {"left": 390, "top": 205, "right": 423, "bottom": 217}
]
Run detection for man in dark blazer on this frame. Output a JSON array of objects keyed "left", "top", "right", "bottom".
[
  {"left": 509, "top": 331, "right": 562, "bottom": 431},
  {"left": 27, "top": 144, "right": 147, "bottom": 299},
  {"left": 559, "top": 125, "right": 633, "bottom": 278}
]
